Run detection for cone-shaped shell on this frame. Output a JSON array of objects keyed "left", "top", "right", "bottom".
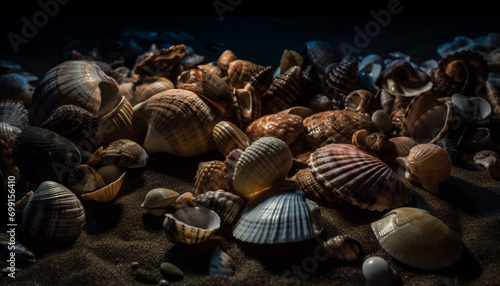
[
  {"left": 22, "top": 181, "right": 86, "bottom": 244},
  {"left": 309, "top": 143, "right": 412, "bottom": 211},
  {"left": 232, "top": 182, "right": 324, "bottom": 244},
  {"left": 323, "top": 56, "right": 360, "bottom": 98},
  {"left": 371, "top": 207, "right": 463, "bottom": 269},
  {"left": 163, "top": 206, "right": 221, "bottom": 244},
  {"left": 231, "top": 137, "right": 293, "bottom": 199}
]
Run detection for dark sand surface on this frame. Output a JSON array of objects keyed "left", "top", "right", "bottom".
[{"left": 1, "top": 8, "right": 500, "bottom": 286}]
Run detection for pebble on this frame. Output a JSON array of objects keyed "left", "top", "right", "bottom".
[
  {"left": 159, "top": 262, "right": 184, "bottom": 282},
  {"left": 131, "top": 261, "right": 139, "bottom": 270},
  {"left": 158, "top": 279, "right": 169, "bottom": 286}
]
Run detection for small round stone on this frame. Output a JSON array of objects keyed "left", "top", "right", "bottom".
[
  {"left": 158, "top": 279, "right": 169, "bottom": 286},
  {"left": 160, "top": 262, "right": 184, "bottom": 282},
  {"left": 362, "top": 256, "right": 394, "bottom": 286},
  {"left": 131, "top": 261, "right": 140, "bottom": 270}
]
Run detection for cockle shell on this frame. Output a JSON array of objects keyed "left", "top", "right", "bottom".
[
  {"left": 371, "top": 207, "right": 463, "bottom": 270},
  {"left": 293, "top": 167, "right": 347, "bottom": 205},
  {"left": 212, "top": 120, "right": 251, "bottom": 157},
  {"left": 0, "top": 73, "right": 33, "bottom": 105},
  {"left": 380, "top": 136, "right": 417, "bottom": 163},
  {"left": 22, "top": 181, "right": 86, "bottom": 244},
  {"left": 89, "top": 139, "right": 148, "bottom": 168},
  {"left": 344, "top": 89, "right": 379, "bottom": 116},
  {"left": 193, "top": 189, "right": 245, "bottom": 225},
  {"left": 323, "top": 56, "right": 360, "bottom": 98},
  {"left": 141, "top": 188, "right": 180, "bottom": 216},
  {"left": 229, "top": 136, "right": 293, "bottom": 200},
  {"left": 13, "top": 126, "right": 81, "bottom": 183},
  {"left": 133, "top": 89, "right": 222, "bottom": 157},
  {"left": 308, "top": 143, "right": 412, "bottom": 211},
  {"left": 163, "top": 206, "right": 221, "bottom": 244},
  {"left": 232, "top": 182, "right": 324, "bottom": 244},
  {"left": 396, "top": 143, "right": 452, "bottom": 194},
  {"left": 376, "top": 59, "right": 433, "bottom": 97},
  {"left": 245, "top": 113, "right": 304, "bottom": 146},
  {"left": 261, "top": 65, "right": 304, "bottom": 115},
  {"left": 193, "top": 160, "right": 230, "bottom": 196},
  {"left": 0, "top": 99, "right": 30, "bottom": 130},
  {"left": 133, "top": 44, "right": 186, "bottom": 83},
  {"left": 30, "top": 60, "right": 121, "bottom": 125}
]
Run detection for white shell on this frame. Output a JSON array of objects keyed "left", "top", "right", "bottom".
[{"left": 163, "top": 206, "right": 221, "bottom": 244}]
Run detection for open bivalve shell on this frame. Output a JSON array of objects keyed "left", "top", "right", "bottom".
[
  {"left": 232, "top": 181, "right": 324, "bottom": 244},
  {"left": 80, "top": 165, "right": 126, "bottom": 202},
  {"left": 371, "top": 207, "right": 464, "bottom": 270},
  {"left": 163, "top": 206, "right": 221, "bottom": 244}
]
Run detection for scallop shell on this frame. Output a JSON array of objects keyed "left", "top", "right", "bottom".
[
  {"left": 90, "top": 139, "right": 148, "bottom": 168},
  {"left": 396, "top": 143, "right": 452, "bottom": 194},
  {"left": 30, "top": 60, "right": 121, "bottom": 125},
  {"left": 133, "top": 44, "right": 186, "bottom": 83},
  {"left": 133, "top": 89, "right": 222, "bottom": 157},
  {"left": 232, "top": 183, "right": 324, "bottom": 244},
  {"left": 163, "top": 206, "right": 221, "bottom": 244},
  {"left": 193, "top": 160, "right": 230, "bottom": 196},
  {"left": 371, "top": 207, "right": 463, "bottom": 270},
  {"left": 245, "top": 113, "right": 304, "bottom": 146},
  {"left": 308, "top": 143, "right": 412, "bottom": 211},
  {"left": 212, "top": 120, "right": 251, "bottom": 157},
  {"left": 293, "top": 167, "right": 347, "bottom": 205},
  {"left": 141, "top": 188, "right": 180, "bottom": 216},
  {"left": 375, "top": 59, "right": 433, "bottom": 97},
  {"left": 380, "top": 136, "right": 417, "bottom": 163},
  {"left": 22, "top": 181, "right": 86, "bottom": 244},
  {"left": 0, "top": 73, "right": 33, "bottom": 105},
  {"left": 230, "top": 137, "right": 293, "bottom": 199},
  {"left": 130, "top": 76, "right": 175, "bottom": 106},
  {"left": 193, "top": 189, "right": 245, "bottom": 226},
  {"left": 13, "top": 126, "right": 82, "bottom": 183},
  {"left": 0, "top": 100, "right": 30, "bottom": 130},
  {"left": 323, "top": 56, "right": 360, "bottom": 98},
  {"left": 344, "top": 89, "right": 379, "bottom": 116},
  {"left": 80, "top": 166, "right": 126, "bottom": 203}
]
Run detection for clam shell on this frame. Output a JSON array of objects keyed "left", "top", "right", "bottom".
[
  {"left": 193, "top": 189, "right": 245, "bottom": 226},
  {"left": 371, "top": 207, "right": 463, "bottom": 270},
  {"left": 30, "top": 60, "right": 121, "bottom": 125},
  {"left": 232, "top": 183, "right": 324, "bottom": 244},
  {"left": 22, "top": 181, "right": 86, "bottom": 244},
  {"left": 0, "top": 122, "right": 21, "bottom": 148},
  {"left": 141, "top": 188, "right": 180, "bottom": 216},
  {"left": 133, "top": 89, "right": 222, "bottom": 157},
  {"left": 0, "top": 73, "right": 33, "bottom": 105},
  {"left": 0, "top": 99, "right": 30, "bottom": 130},
  {"left": 163, "top": 206, "right": 221, "bottom": 244},
  {"left": 230, "top": 137, "right": 293, "bottom": 199},
  {"left": 245, "top": 113, "right": 304, "bottom": 146},
  {"left": 396, "top": 143, "right": 452, "bottom": 194},
  {"left": 309, "top": 143, "right": 412, "bottom": 211},
  {"left": 212, "top": 120, "right": 251, "bottom": 157}
]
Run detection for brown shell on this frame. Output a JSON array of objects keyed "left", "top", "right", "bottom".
[
  {"left": 245, "top": 113, "right": 304, "bottom": 146},
  {"left": 230, "top": 86, "right": 262, "bottom": 130},
  {"left": 323, "top": 56, "right": 360, "bottom": 98},
  {"left": 193, "top": 189, "right": 245, "bottom": 225},
  {"left": 130, "top": 76, "right": 175, "bottom": 106},
  {"left": 320, "top": 235, "right": 362, "bottom": 262},
  {"left": 376, "top": 59, "right": 432, "bottom": 97},
  {"left": 133, "top": 44, "right": 186, "bottom": 83},
  {"left": 193, "top": 160, "right": 230, "bottom": 196},
  {"left": 99, "top": 95, "right": 135, "bottom": 147},
  {"left": 226, "top": 60, "right": 267, "bottom": 89},
  {"left": 212, "top": 120, "right": 251, "bottom": 157},
  {"left": 344, "top": 89, "right": 379, "bottom": 116},
  {"left": 293, "top": 167, "right": 347, "bottom": 206},
  {"left": 217, "top": 49, "right": 238, "bottom": 75},
  {"left": 485, "top": 80, "right": 500, "bottom": 116},
  {"left": 92, "top": 139, "right": 148, "bottom": 168},
  {"left": 279, "top": 49, "right": 304, "bottom": 74},
  {"left": 261, "top": 65, "right": 304, "bottom": 115}
]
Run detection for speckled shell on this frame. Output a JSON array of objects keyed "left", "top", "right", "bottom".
[
  {"left": 396, "top": 143, "right": 452, "bottom": 194},
  {"left": 193, "top": 189, "right": 245, "bottom": 226},
  {"left": 230, "top": 137, "right": 293, "bottom": 199},
  {"left": 344, "top": 89, "right": 379, "bottom": 116},
  {"left": 193, "top": 160, "right": 230, "bottom": 196},
  {"left": 30, "top": 60, "right": 121, "bottom": 125},
  {"left": 0, "top": 73, "right": 33, "bottom": 105},
  {"left": 163, "top": 206, "right": 221, "bottom": 244},
  {"left": 371, "top": 207, "right": 463, "bottom": 270},
  {"left": 261, "top": 65, "right": 304, "bottom": 115},
  {"left": 245, "top": 113, "right": 304, "bottom": 146},
  {"left": 141, "top": 188, "right": 180, "bottom": 216},
  {"left": 305, "top": 40, "right": 339, "bottom": 75},
  {"left": 13, "top": 126, "right": 81, "bottom": 183},
  {"left": 309, "top": 143, "right": 412, "bottom": 211},
  {"left": 133, "top": 44, "right": 186, "bottom": 83},
  {"left": 323, "top": 56, "right": 360, "bottom": 98},
  {"left": 0, "top": 99, "right": 30, "bottom": 130},
  {"left": 130, "top": 76, "right": 175, "bottom": 106},
  {"left": 91, "top": 139, "right": 148, "bottom": 168},
  {"left": 133, "top": 89, "right": 222, "bottom": 157},
  {"left": 376, "top": 59, "right": 433, "bottom": 97},
  {"left": 212, "top": 120, "right": 251, "bottom": 157},
  {"left": 22, "top": 181, "right": 86, "bottom": 244},
  {"left": 232, "top": 184, "right": 324, "bottom": 244}
]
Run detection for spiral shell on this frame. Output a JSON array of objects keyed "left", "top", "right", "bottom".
[
  {"left": 163, "top": 206, "right": 221, "bottom": 244},
  {"left": 376, "top": 59, "right": 433, "bottom": 97},
  {"left": 485, "top": 80, "right": 500, "bottom": 117},
  {"left": 305, "top": 40, "right": 339, "bottom": 75},
  {"left": 22, "top": 181, "right": 86, "bottom": 244},
  {"left": 371, "top": 207, "right": 463, "bottom": 270},
  {"left": 261, "top": 65, "right": 304, "bottom": 115},
  {"left": 193, "top": 189, "right": 245, "bottom": 225},
  {"left": 212, "top": 120, "right": 251, "bottom": 157},
  {"left": 344, "top": 89, "right": 379, "bottom": 116},
  {"left": 133, "top": 44, "right": 186, "bottom": 83},
  {"left": 193, "top": 160, "right": 230, "bottom": 196},
  {"left": 65, "top": 164, "right": 105, "bottom": 195},
  {"left": 89, "top": 139, "right": 148, "bottom": 168},
  {"left": 141, "top": 188, "right": 180, "bottom": 216},
  {"left": 323, "top": 56, "right": 360, "bottom": 98},
  {"left": 245, "top": 113, "right": 304, "bottom": 146}
]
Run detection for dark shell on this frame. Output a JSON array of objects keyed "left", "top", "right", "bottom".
[
  {"left": 305, "top": 40, "right": 340, "bottom": 75},
  {"left": 320, "top": 235, "right": 363, "bottom": 262},
  {"left": 261, "top": 65, "right": 304, "bottom": 115},
  {"left": 193, "top": 189, "right": 245, "bottom": 225},
  {"left": 0, "top": 100, "right": 30, "bottom": 130},
  {"left": 323, "top": 56, "right": 360, "bottom": 99},
  {"left": 0, "top": 73, "right": 33, "bottom": 106},
  {"left": 133, "top": 44, "right": 186, "bottom": 83}
]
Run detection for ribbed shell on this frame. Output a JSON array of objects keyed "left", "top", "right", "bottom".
[
  {"left": 0, "top": 73, "right": 33, "bottom": 105},
  {"left": 305, "top": 40, "right": 339, "bottom": 75},
  {"left": 293, "top": 167, "right": 347, "bottom": 205},
  {"left": 30, "top": 60, "right": 121, "bottom": 125},
  {"left": 93, "top": 139, "right": 148, "bottom": 168},
  {"left": 193, "top": 160, "right": 229, "bottom": 196},
  {"left": 212, "top": 120, "right": 251, "bottom": 157},
  {"left": 245, "top": 113, "right": 304, "bottom": 146},
  {"left": 0, "top": 99, "right": 30, "bottom": 129},
  {"left": 130, "top": 76, "right": 175, "bottom": 106},
  {"left": 22, "top": 181, "right": 86, "bottom": 244},
  {"left": 261, "top": 65, "right": 304, "bottom": 115},
  {"left": 232, "top": 187, "right": 324, "bottom": 244},
  {"left": 98, "top": 95, "right": 135, "bottom": 147},
  {"left": 371, "top": 207, "right": 463, "bottom": 269},
  {"left": 0, "top": 122, "right": 21, "bottom": 148},
  {"left": 133, "top": 89, "right": 221, "bottom": 157},
  {"left": 193, "top": 190, "right": 245, "bottom": 225},
  {"left": 163, "top": 206, "right": 221, "bottom": 244},
  {"left": 309, "top": 143, "right": 412, "bottom": 211},
  {"left": 323, "top": 56, "right": 360, "bottom": 98},
  {"left": 80, "top": 171, "right": 126, "bottom": 203}
]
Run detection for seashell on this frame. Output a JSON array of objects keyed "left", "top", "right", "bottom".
[
  {"left": 163, "top": 206, "right": 221, "bottom": 244},
  {"left": 223, "top": 148, "right": 243, "bottom": 194},
  {"left": 141, "top": 188, "right": 180, "bottom": 216},
  {"left": 229, "top": 137, "right": 293, "bottom": 200},
  {"left": 293, "top": 167, "right": 347, "bottom": 205},
  {"left": 485, "top": 80, "right": 500, "bottom": 117},
  {"left": 308, "top": 143, "right": 412, "bottom": 211},
  {"left": 30, "top": 60, "right": 122, "bottom": 125},
  {"left": 261, "top": 65, "right": 304, "bottom": 115},
  {"left": 437, "top": 35, "right": 475, "bottom": 58},
  {"left": 40, "top": 104, "right": 101, "bottom": 149},
  {"left": 0, "top": 139, "right": 20, "bottom": 183},
  {"left": 396, "top": 143, "right": 452, "bottom": 194},
  {"left": 435, "top": 137, "right": 461, "bottom": 165},
  {"left": 344, "top": 89, "right": 379, "bottom": 116},
  {"left": 216, "top": 50, "right": 238, "bottom": 75},
  {"left": 279, "top": 106, "right": 314, "bottom": 118},
  {"left": 371, "top": 207, "right": 463, "bottom": 270},
  {"left": 0, "top": 241, "right": 36, "bottom": 266},
  {"left": 230, "top": 85, "right": 263, "bottom": 130},
  {"left": 13, "top": 126, "right": 81, "bottom": 183},
  {"left": 90, "top": 139, "right": 148, "bottom": 168},
  {"left": 133, "top": 89, "right": 222, "bottom": 157},
  {"left": 209, "top": 246, "right": 234, "bottom": 276},
  {"left": 376, "top": 89, "right": 395, "bottom": 114},
  {"left": 177, "top": 66, "right": 234, "bottom": 119},
  {"left": 198, "top": 62, "right": 222, "bottom": 77},
  {"left": 0, "top": 73, "right": 33, "bottom": 105},
  {"left": 323, "top": 55, "right": 360, "bottom": 99},
  {"left": 358, "top": 54, "right": 384, "bottom": 94},
  {"left": 172, "top": 192, "right": 196, "bottom": 210},
  {"left": 380, "top": 136, "right": 417, "bottom": 163},
  {"left": 212, "top": 120, "right": 251, "bottom": 157},
  {"left": 351, "top": 129, "right": 389, "bottom": 156},
  {"left": 362, "top": 256, "right": 396, "bottom": 286},
  {"left": 193, "top": 160, "right": 230, "bottom": 196},
  {"left": 98, "top": 95, "right": 135, "bottom": 147},
  {"left": 182, "top": 46, "right": 205, "bottom": 67},
  {"left": 301, "top": 110, "right": 379, "bottom": 152},
  {"left": 0, "top": 123, "right": 21, "bottom": 148},
  {"left": 305, "top": 40, "right": 339, "bottom": 75},
  {"left": 278, "top": 49, "right": 304, "bottom": 75},
  {"left": 80, "top": 165, "right": 126, "bottom": 202},
  {"left": 232, "top": 182, "right": 324, "bottom": 244},
  {"left": 22, "top": 181, "right": 86, "bottom": 244},
  {"left": 133, "top": 44, "right": 186, "bottom": 83},
  {"left": 451, "top": 93, "right": 492, "bottom": 123},
  {"left": 129, "top": 76, "right": 175, "bottom": 106},
  {"left": 193, "top": 189, "right": 245, "bottom": 226},
  {"left": 226, "top": 59, "right": 267, "bottom": 89},
  {"left": 307, "top": 93, "right": 333, "bottom": 113},
  {"left": 320, "top": 235, "right": 362, "bottom": 262},
  {"left": 375, "top": 59, "right": 433, "bottom": 97},
  {"left": 390, "top": 94, "right": 413, "bottom": 133},
  {"left": 0, "top": 100, "right": 30, "bottom": 130},
  {"left": 65, "top": 164, "right": 105, "bottom": 195},
  {"left": 371, "top": 109, "right": 392, "bottom": 134},
  {"left": 473, "top": 150, "right": 500, "bottom": 179},
  {"left": 462, "top": 127, "right": 494, "bottom": 151},
  {"left": 245, "top": 113, "right": 304, "bottom": 146}
]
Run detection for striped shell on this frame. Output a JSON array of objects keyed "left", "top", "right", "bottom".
[
  {"left": 371, "top": 207, "right": 463, "bottom": 269},
  {"left": 80, "top": 168, "right": 126, "bottom": 203},
  {"left": 0, "top": 100, "right": 30, "bottom": 130},
  {"left": 212, "top": 120, "right": 251, "bottom": 157},
  {"left": 308, "top": 143, "right": 412, "bottom": 211},
  {"left": 22, "top": 181, "right": 86, "bottom": 244},
  {"left": 129, "top": 76, "right": 175, "bottom": 106},
  {"left": 0, "top": 122, "right": 21, "bottom": 148},
  {"left": 232, "top": 184, "right": 324, "bottom": 244},
  {"left": 245, "top": 113, "right": 304, "bottom": 146},
  {"left": 89, "top": 139, "right": 148, "bottom": 168},
  {"left": 261, "top": 65, "right": 304, "bottom": 115},
  {"left": 163, "top": 206, "right": 221, "bottom": 244},
  {"left": 133, "top": 89, "right": 222, "bottom": 157},
  {"left": 193, "top": 189, "right": 245, "bottom": 226},
  {"left": 98, "top": 95, "right": 135, "bottom": 147},
  {"left": 323, "top": 56, "right": 360, "bottom": 98},
  {"left": 0, "top": 73, "right": 33, "bottom": 105},
  {"left": 193, "top": 160, "right": 229, "bottom": 196}
]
